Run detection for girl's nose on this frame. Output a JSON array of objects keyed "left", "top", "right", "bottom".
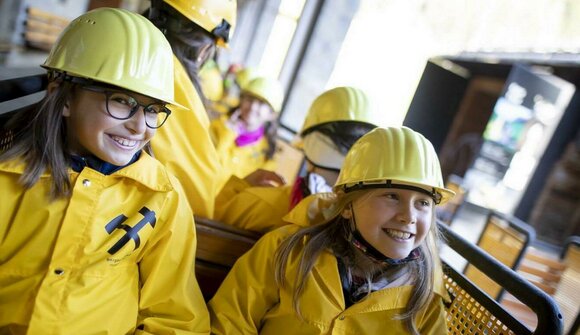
[
  {"left": 396, "top": 202, "right": 417, "bottom": 225},
  {"left": 126, "top": 107, "right": 148, "bottom": 133},
  {"left": 249, "top": 100, "right": 262, "bottom": 111}
]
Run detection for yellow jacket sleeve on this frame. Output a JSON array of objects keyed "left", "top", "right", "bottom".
[
  {"left": 136, "top": 174, "right": 210, "bottom": 335},
  {"left": 151, "top": 56, "right": 219, "bottom": 218},
  {"left": 210, "top": 117, "right": 277, "bottom": 190},
  {"left": 214, "top": 176, "right": 292, "bottom": 233},
  {"left": 208, "top": 225, "right": 300, "bottom": 334}
]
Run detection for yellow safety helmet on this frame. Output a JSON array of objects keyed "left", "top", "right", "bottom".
[
  {"left": 235, "top": 66, "right": 258, "bottom": 89},
  {"left": 163, "top": 0, "right": 236, "bottom": 46},
  {"left": 301, "top": 86, "right": 377, "bottom": 136},
  {"left": 199, "top": 59, "right": 224, "bottom": 101},
  {"left": 43, "top": 8, "right": 180, "bottom": 107},
  {"left": 334, "top": 127, "right": 455, "bottom": 204},
  {"left": 242, "top": 77, "right": 284, "bottom": 113}
]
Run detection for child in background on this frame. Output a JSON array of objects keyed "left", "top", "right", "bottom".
[
  {"left": 210, "top": 77, "right": 284, "bottom": 188},
  {"left": 0, "top": 8, "right": 208, "bottom": 334},
  {"left": 146, "top": 0, "right": 237, "bottom": 219},
  {"left": 209, "top": 127, "right": 455, "bottom": 334},
  {"left": 214, "top": 86, "right": 377, "bottom": 233}
]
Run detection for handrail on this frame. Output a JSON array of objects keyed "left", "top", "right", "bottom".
[
  {"left": 471, "top": 210, "right": 536, "bottom": 300},
  {"left": 439, "top": 222, "right": 563, "bottom": 334}
]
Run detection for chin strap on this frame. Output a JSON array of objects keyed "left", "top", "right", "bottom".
[
  {"left": 348, "top": 229, "right": 421, "bottom": 266},
  {"left": 346, "top": 204, "right": 421, "bottom": 266}
]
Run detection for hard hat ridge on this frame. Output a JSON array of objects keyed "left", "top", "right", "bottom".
[
  {"left": 334, "top": 127, "right": 455, "bottom": 204},
  {"left": 42, "top": 8, "right": 180, "bottom": 107},
  {"left": 242, "top": 77, "right": 284, "bottom": 113},
  {"left": 300, "top": 86, "right": 378, "bottom": 136}
]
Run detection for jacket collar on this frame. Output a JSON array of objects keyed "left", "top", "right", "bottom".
[
  {"left": 283, "top": 192, "right": 337, "bottom": 227},
  {"left": 0, "top": 151, "right": 173, "bottom": 192}
]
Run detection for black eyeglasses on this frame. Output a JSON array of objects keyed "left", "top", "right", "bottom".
[{"left": 81, "top": 86, "right": 171, "bottom": 129}]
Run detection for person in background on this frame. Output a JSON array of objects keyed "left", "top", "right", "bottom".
[
  {"left": 147, "top": 0, "right": 237, "bottom": 219},
  {"left": 210, "top": 76, "right": 284, "bottom": 188},
  {"left": 210, "top": 64, "right": 259, "bottom": 116},
  {"left": 214, "top": 86, "right": 377, "bottom": 233},
  {"left": 222, "top": 65, "right": 258, "bottom": 111},
  {"left": 209, "top": 127, "right": 455, "bottom": 334},
  {"left": 199, "top": 58, "right": 225, "bottom": 119},
  {"left": 0, "top": 8, "right": 208, "bottom": 334}
]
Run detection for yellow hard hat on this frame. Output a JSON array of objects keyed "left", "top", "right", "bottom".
[
  {"left": 334, "top": 127, "right": 455, "bottom": 204},
  {"left": 163, "top": 0, "right": 236, "bottom": 46},
  {"left": 235, "top": 67, "right": 258, "bottom": 89},
  {"left": 301, "top": 86, "right": 377, "bottom": 135},
  {"left": 43, "top": 8, "right": 180, "bottom": 107},
  {"left": 242, "top": 77, "right": 284, "bottom": 113},
  {"left": 199, "top": 59, "right": 224, "bottom": 101}
]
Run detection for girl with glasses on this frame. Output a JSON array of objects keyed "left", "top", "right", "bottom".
[{"left": 0, "top": 8, "right": 209, "bottom": 334}]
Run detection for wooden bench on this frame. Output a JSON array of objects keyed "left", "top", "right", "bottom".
[
  {"left": 501, "top": 236, "right": 580, "bottom": 334},
  {"left": 194, "top": 216, "right": 261, "bottom": 301},
  {"left": 23, "top": 7, "right": 70, "bottom": 51},
  {"left": 440, "top": 222, "right": 563, "bottom": 334},
  {"left": 463, "top": 210, "right": 535, "bottom": 300}
]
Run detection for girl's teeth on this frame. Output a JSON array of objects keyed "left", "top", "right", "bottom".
[
  {"left": 384, "top": 229, "right": 411, "bottom": 240},
  {"left": 112, "top": 136, "right": 137, "bottom": 147}
]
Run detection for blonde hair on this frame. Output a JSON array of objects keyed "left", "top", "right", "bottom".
[{"left": 274, "top": 190, "right": 441, "bottom": 334}]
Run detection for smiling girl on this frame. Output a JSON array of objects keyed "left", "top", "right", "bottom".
[
  {"left": 209, "top": 127, "right": 455, "bottom": 334},
  {"left": 209, "top": 76, "right": 284, "bottom": 187},
  {"left": 0, "top": 8, "right": 208, "bottom": 334}
]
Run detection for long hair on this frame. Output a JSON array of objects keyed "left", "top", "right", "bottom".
[
  {"left": 263, "top": 119, "right": 278, "bottom": 160},
  {"left": 0, "top": 82, "right": 74, "bottom": 198},
  {"left": 0, "top": 80, "right": 156, "bottom": 200},
  {"left": 274, "top": 190, "right": 440, "bottom": 334},
  {"left": 146, "top": 0, "right": 216, "bottom": 102}
]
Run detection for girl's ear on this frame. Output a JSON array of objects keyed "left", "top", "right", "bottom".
[
  {"left": 341, "top": 206, "right": 352, "bottom": 219},
  {"left": 62, "top": 101, "right": 71, "bottom": 117},
  {"left": 47, "top": 81, "right": 60, "bottom": 95}
]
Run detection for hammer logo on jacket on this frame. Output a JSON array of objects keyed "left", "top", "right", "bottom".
[{"left": 105, "top": 207, "right": 157, "bottom": 255}]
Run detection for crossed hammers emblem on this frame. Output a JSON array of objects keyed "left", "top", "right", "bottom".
[{"left": 105, "top": 207, "right": 157, "bottom": 255}]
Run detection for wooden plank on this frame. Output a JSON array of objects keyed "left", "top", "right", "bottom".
[
  {"left": 195, "top": 216, "right": 260, "bottom": 267},
  {"left": 27, "top": 7, "right": 70, "bottom": 27},
  {"left": 518, "top": 263, "right": 562, "bottom": 283},
  {"left": 524, "top": 251, "right": 567, "bottom": 272},
  {"left": 25, "top": 18, "right": 64, "bottom": 35}
]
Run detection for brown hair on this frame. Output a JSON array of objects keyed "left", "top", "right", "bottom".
[
  {"left": 0, "top": 82, "right": 74, "bottom": 198},
  {"left": 0, "top": 80, "right": 156, "bottom": 199}
]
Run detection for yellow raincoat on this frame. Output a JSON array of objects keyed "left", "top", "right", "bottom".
[
  {"left": 0, "top": 152, "right": 209, "bottom": 335},
  {"left": 209, "top": 199, "right": 449, "bottom": 334},
  {"left": 151, "top": 56, "right": 220, "bottom": 218},
  {"left": 214, "top": 176, "right": 291, "bottom": 233},
  {"left": 210, "top": 116, "right": 276, "bottom": 190}
]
